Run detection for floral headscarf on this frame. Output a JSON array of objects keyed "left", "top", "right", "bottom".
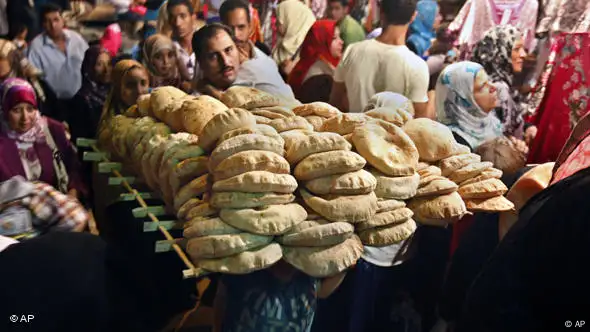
[
  {"left": 471, "top": 25, "right": 524, "bottom": 137},
  {"left": 143, "top": 34, "right": 185, "bottom": 89},
  {"left": 79, "top": 45, "right": 111, "bottom": 108},
  {"left": 436, "top": 61, "right": 503, "bottom": 149},
  {"left": 0, "top": 78, "right": 45, "bottom": 144},
  {"left": 470, "top": 25, "right": 521, "bottom": 86}
]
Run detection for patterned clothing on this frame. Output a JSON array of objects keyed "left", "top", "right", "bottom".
[
  {"left": 470, "top": 25, "right": 525, "bottom": 137},
  {"left": 311, "top": 0, "right": 327, "bottom": 19},
  {"left": 527, "top": 33, "right": 590, "bottom": 164},
  {"left": 435, "top": 61, "right": 504, "bottom": 150},
  {"left": 449, "top": 0, "right": 538, "bottom": 58},
  {"left": 537, "top": 0, "right": 590, "bottom": 34}
]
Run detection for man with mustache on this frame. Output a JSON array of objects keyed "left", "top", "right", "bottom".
[{"left": 193, "top": 21, "right": 295, "bottom": 102}]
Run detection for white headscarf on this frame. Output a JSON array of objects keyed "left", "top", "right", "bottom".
[
  {"left": 272, "top": 0, "right": 316, "bottom": 63},
  {"left": 436, "top": 61, "right": 503, "bottom": 149}
]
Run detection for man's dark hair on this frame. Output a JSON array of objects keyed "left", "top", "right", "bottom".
[
  {"left": 381, "top": 0, "right": 417, "bottom": 26},
  {"left": 167, "top": 0, "right": 194, "bottom": 16},
  {"left": 40, "top": 3, "right": 62, "bottom": 24},
  {"left": 328, "top": 0, "right": 348, "bottom": 8},
  {"left": 219, "top": 0, "right": 251, "bottom": 23},
  {"left": 191, "top": 23, "right": 235, "bottom": 60}
]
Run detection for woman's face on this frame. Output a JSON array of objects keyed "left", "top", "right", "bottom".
[
  {"left": 0, "top": 58, "right": 12, "bottom": 83},
  {"left": 433, "top": 9, "right": 442, "bottom": 31},
  {"left": 8, "top": 102, "right": 37, "bottom": 133},
  {"left": 152, "top": 48, "right": 177, "bottom": 78},
  {"left": 511, "top": 38, "right": 526, "bottom": 73},
  {"left": 120, "top": 68, "right": 149, "bottom": 108},
  {"left": 94, "top": 52, "right": 112, "bottom": 84},
  {"left": 330, "top": 27, "right": 344, "bottom": 58},
  {"left": 473, "top": 70, "right": 498, "bottom": 113}
]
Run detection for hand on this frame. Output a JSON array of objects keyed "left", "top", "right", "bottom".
[
  {"left": 524, "top": 125, "right": 538, "bottom": 146},
  {"left": 196, "top": 79, "right": 223, "bottom": 99},
  {"left": 509, "top": 136, "right": 529, "bottom": 155},
  {"left": 280, "top": 59, "right": 297, "bottom": 76}
]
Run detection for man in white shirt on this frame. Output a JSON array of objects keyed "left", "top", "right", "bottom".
[
  {"left": 28, "top": 4, "right": 88, "bottom": 100},
  {"left": 167, "top": 0, "right": 198, "bottom": 79},
  {"left": 219, "top": 0, "right": 295, "bottom": 100},
  {"left": 329, "top": 0, "right": 431, "bottom": 117}
]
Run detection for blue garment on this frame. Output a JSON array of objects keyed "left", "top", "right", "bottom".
[
  {"left": 407, "top": 0, "right": 438, "bottom": 57},
  {"left": 221, "top": 270, "right": 319, "bottom": 332},
  {"left": 28, "top": 30, "right": 89, "bottom": 99}
]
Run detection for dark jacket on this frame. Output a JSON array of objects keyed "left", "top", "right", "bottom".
[
  {"left": 0, "top": 117, "right": 83, "bottom": 194},
  {"left": 457, "top": 167, "right": 590, "bottom": 331}
]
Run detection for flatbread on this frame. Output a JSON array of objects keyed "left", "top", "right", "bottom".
[
  {"left": 219, "top": 203, "right": 307, "bottom": 235},
  {"left": 448, "top": 162, "right": 494, "bottom": 184},
  {"left": 186, "top": 233, "right": 272, "bottom": 260},
  {"left": 304, "top": 169, "right": 377, "bottom": 195},
  {"left": 211, "top": 192, "right": 296, "bottom": 209},
  {"left": 300, "top": 189, "right": 377, "bottom": 223},
  {"left": 372, "top": 170, "right": 420, "bottom": 200},
  {"left": 292, "top": 102, "right": 341, "bottom": 118},
  {"left": 403, "top": 118, "right": 455, "bottom": 162},
  {"left": 320, "top": 113, "right": 369, "bottom": 135},
  {"left": 408, "top": 191, "right": 468, "bottom": 224},
  {"left": 282, "top": 235, "right": 363, "bottom": 278},
  {"left": 465, "top": 195, "right": 515, "bottom": 212},
  {"left": 278, "top": 222, "right": 354, "bottom": 247},
  {"left": 439, "top": 153, "right": 482, "bottom": 177},
  {"left": 358, "top": 219, "right": 416, "bottom": 246},
  {"left": 294, "top": 150, "right": 366, "bottom": 181},
  {"left": 355, "top": 208, "right": 414, "bottom": 231},
  {"left": 458, "top": 178, "right": 508, "bottom": 199},
  {"left": 212, "top": 171, "right": 298, "bottom": 194},
  {"left": 286, "top": 132, "right": 352, "bottom": 165},
  {"left": 415, "top": 178, "right": 458, "bottom": 198},
  {"left": 197, "top": 243, "right": 283, "bottom": 274},
  {"left": 213, "top": 150, "right": 290, "bottom": 182},
  {"left": 198, "top": 108, "right": 256, "bottom": 151},
  {"left": 352, "top": 119, "right": 419, "bottom": 176},
  {"left": 220, "top": 86, "right": 280, "bottom": 109}
]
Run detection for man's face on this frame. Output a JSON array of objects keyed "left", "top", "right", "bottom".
[
  {"left": 43, "top": 11, "right": 64, "bottom": 39},
  {"left": 199, "top": 30, "right": 240, "bottom": 90},
  {"left": 169, "top": 4, "right": 195, "bottom": 40},
  {"left": 223, "top": 8, "right": 251, "bottom": 47},
  {"left": 327, "top": 1, "right": 346, "bottom": 22}
]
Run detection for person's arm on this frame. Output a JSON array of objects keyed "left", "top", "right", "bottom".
[
  {"left": 410, "top": 60, "right": 433, "bottom": 118},
  {"left": 318, "top": 271, "right": 347, "bottom": 299},
  {"left": 329, "top": 81, "right": 349, "bottom": 112}
]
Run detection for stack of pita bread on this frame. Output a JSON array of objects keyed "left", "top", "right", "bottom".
[
  {"left": 403, "top": 119, "right": 470, "bottom": 226},
  {"left": 441, "top": 153, "right": 514, "bottom": 213},
  {"left": 293, "top": 102, "right": 342, "bottom": 131},
  {"left": 345, "top": 119, "right": 420, "bottom": 246}
]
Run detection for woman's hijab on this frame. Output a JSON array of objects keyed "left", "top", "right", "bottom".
[
  {"left": 272, "top": 0, "right": 316, "bottom": 64},
  {"left": 471, "top": 25, "right": 521, "bottom": 86},
  {"left": 288, "top": 20, "right": 340, "bottom": 93},
  {"left": 407, "top": 0, "right": 438, "bottom": 57},
  {"left": 471, "top": 25, "right": 523, "bottom": 136},
  {"left": 79, "top": 45, "right": 110, "bottom": 108},
  {"left": 436, "top": 61, "right": 503, "bottom": 149},
  {"left": 101, "top": 59, "right": 146, "bottom": 122},
  {"left": 142, "top": 34, "right": 183, "bottom": 88},
  {"left": 0, "top": 78, "right": 45, "bottom": 143}
]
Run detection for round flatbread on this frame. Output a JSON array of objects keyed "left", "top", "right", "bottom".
[
  {"left": 209, "top": 134, "right": 285, "bottom": 172},
  {"left": 294, "top": 150, "right": 366, "bottom": 181},
  {"left": 356, "top": 208, "right": 414, "bottom": 231},
  {"left": 186, "top": 233, "right": 272, "bottom": 260},
  {"left": 199, "top": 108, "right": 256, "bottom": 151},
  {"left": 376, "top": 199, "right": 406, "bottom": 213},
  {"left": 211, "top": 192, "right": 296, "bottom": 209},
  {"left": 286, "top": 132, "right": 352, "bottom": 165},
  {"left": 415, "top": 178, "right": 458, "bottom": 198},
  {"left": 278, "top": 222, "right": 354, "bottom": 247},
  {"left": 439, "top": 153, "right": 482, "bottom": 177},
  {"left": 358, "top": 219, "right": 416, "bottom": 246},
  {"left": 403, "top": 118, "right": 455, "bottom": 162},
  {"left": 304, "top": 169, "right": 377, "bottom": 195},
  {"left": 212, "top": 171, "right": 298, "bottom": 194},
  {"left": 183, "top": 217, "right": 242, "bottom": 238},
  {"left": 408, "top": 191, "right": 468, "bottom": 224},
  {"left": 197, "top": 243, "right": 283, "bottom": 274},
  {"left": 352, "top": 119, "right": 419, "bottom": 176},
  {"left": 219, "top": 203, "right": 307, "bottom": 235},
  {"left": 213, "top": 151, "right": 290, "bottom": 182},
  {"left": 449, "top": 162, "right": 494, "bottom": 184},
  {"left": 372, "top": 170, "right": 420, "bottom": 200},
  {"left": 292, "top": 102, "right": 341, "bottom": 118},
  {"left": 465, "top": 195, "right": 515, "bottom": 212},
  {"left": 268, "top": 116, "right": 314, "bottom": 133},
  {"left": 320, "top": 113, "right": 368, "bottom": 135},
  {"left": 220, "top": 86, "right": 280, "bottom": 109},
  {"left": 300, "top": 189, "right": 377, "bottom": 223},
  {"left": 459, "top": 168, "right": 503, "bottom": 186},
  {"left": 458, "top": 178, "right": 508, "bottom": 199},
  {"left": 282, "top": 235, "right": 363, "bottom": 278}
]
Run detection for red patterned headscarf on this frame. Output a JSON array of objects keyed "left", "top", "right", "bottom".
[
  {"left": 0, "top": 78, "right": 45, "bottom": 143},
  {"left": 288, "top": 20, "right": 341, "bottom": 95}
]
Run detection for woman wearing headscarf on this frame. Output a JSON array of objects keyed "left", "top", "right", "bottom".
[
  {"left": 272, "top": 0, "right": 316, "bottom": 77},
  {"left": 99, "top": 60, "right": 150, "bottom": 128},
  {"left": 0, "top": 78, "right": 83, "bottom": 197},
  {"left": 407, "top": 0, "right": 440, "bottom": 58},
  {"left": 527, "top": 32, "right": 590, "bottom": 164},
  {"left": 448, "top": 0, "right": 538, "bottom": 59},
  {"left": 142, "top": 33, "right": 190, "bottom": 92},
  {"left": 288, "top": 20, "right": 343, "bottom": 103},
  {"left": 436, "top": 61, "right": 504, "bottom": 151},
  {"left": 69, "top": 45, "right": 112, "bottom": 142},
  {"left": 470, "top": 25, "right": 528, "bottom": 138}
]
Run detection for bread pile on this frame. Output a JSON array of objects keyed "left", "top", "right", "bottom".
[
  {"left": 293, "top": 102, "right": 342, "bottom": 131},
  {"left": 441, "top": 154, "right": 514, "bottom": 213}
]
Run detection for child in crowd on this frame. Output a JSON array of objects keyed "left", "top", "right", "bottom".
[{"left": 214, "top": 261, "right": 347, "bottom": 332}]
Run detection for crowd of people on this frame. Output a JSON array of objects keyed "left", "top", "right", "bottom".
[{"left": 0, "top": 0, "right": 589, "bottom": 331}]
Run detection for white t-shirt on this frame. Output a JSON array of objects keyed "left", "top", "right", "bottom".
[
  {"left": 334, "top": 39, "right": 429, "bottom": 112},
  {"left": 303, "top": 60, "right": 334, "bottom": 83},
  {"left": 234, "top": 46, "right": 295, "bottom": 101}
]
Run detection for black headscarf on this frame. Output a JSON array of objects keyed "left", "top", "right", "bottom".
[{"left": 78, "top": 45, "right": 111, "bottom": 108}]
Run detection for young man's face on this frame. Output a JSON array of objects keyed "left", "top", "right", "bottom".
[
  {"left": 327, "top": 1, "right": 346, "bottom": 22},
  {"left": 223, "top": 8, "right": 252, "bottom": 47},
  {"left": 43, "top": 11, "right": 65, "bottom": 39},
  {"left": 169, "top": 4, "right": 195, "bottom": 40},
  {"left": 200, "top": 30, "right": 241, "bottom": 90}
]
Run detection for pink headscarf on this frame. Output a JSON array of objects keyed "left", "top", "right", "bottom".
[{"left": 0, "top": 78, "right": 46, "bottom": 143}]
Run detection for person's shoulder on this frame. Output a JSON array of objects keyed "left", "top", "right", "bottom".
[
  {"left": 28, "top": 35, "right": 45, "bottom": 51},
  {"left": 45, "top": 117, "right": 66, "bottom": 133},
  {"left": 65, "top": 30, "right": 87, "bottom": 44}
]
